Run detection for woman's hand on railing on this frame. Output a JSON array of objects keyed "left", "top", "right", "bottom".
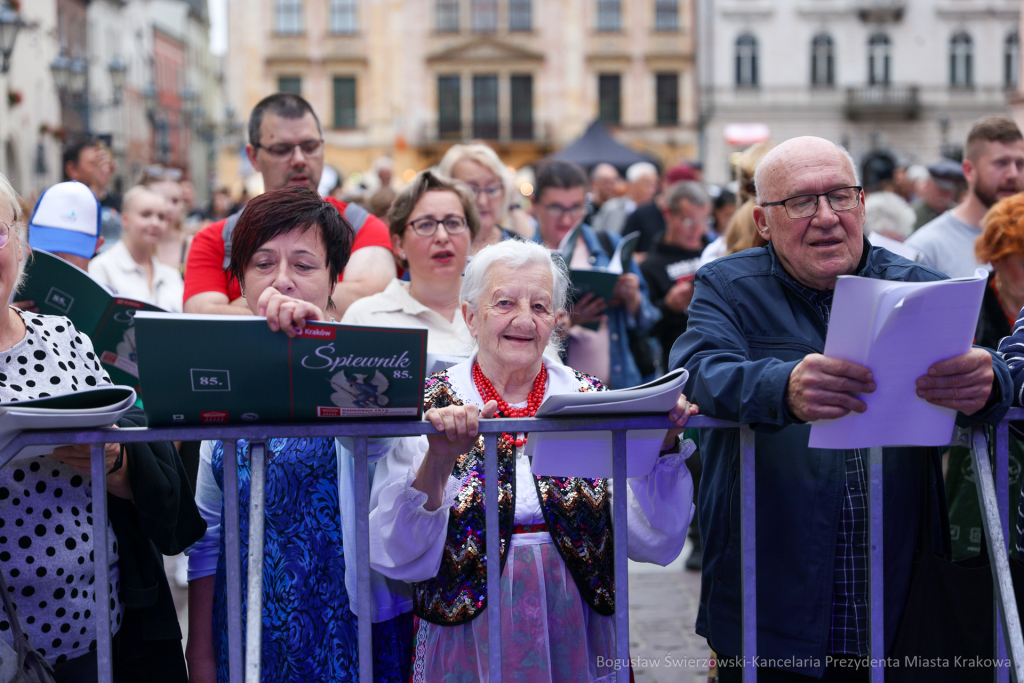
[
  {"left": 256, "top": 286, "right": 326, "bottom": 337},
  {"left": 415, "top": 401, "right": 498, "bottom": 511},
  {"left": 663, "top": 394, "right": 699, "bottom": 451},
  {"left": 48, "top": 426, "right": 132, "bottom": 500}
]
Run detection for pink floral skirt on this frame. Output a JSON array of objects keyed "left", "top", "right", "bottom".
[{"left": 412, "top": 539, "right": 619, "bottom": 683}]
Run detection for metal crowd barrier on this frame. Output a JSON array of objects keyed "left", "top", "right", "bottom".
[{"left": 1, "top": 410, "right": 1023, "bottom": 683}]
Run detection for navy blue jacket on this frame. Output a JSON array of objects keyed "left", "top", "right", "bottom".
[{"left": 669, "top": 242, "right": 1011, "bottom": 676}]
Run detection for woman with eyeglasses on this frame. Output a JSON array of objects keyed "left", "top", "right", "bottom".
[
  {"left": 438, "top": 143, "right": 531, "bottom": 255},
  {"left": 341, "top": 171, "right": 481, "bottom": 354}
]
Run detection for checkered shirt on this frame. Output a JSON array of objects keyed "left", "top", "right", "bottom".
[{"left": 771, "top": 248, "right": 868, "bottom": 656}]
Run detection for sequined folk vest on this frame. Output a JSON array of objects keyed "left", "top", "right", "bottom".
[{"left": 412, "top": 371, "right": 615, "bottom": 626}]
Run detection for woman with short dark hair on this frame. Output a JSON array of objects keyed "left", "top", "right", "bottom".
[{"left": 185, "top": 185, "right": 413, "bottom": 683}]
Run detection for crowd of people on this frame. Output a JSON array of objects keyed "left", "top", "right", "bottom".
[{"left": 0, "top": 90, "right": 1023, "bottom": 683}]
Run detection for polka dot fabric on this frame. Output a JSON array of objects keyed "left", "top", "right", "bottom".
[{"left": 0, "top": 308, "right": 122, "bottom": 666}]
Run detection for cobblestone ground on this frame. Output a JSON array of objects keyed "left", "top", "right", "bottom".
[
  {"left": 167, "top": 542, "right": 712, "bottom": 682},
  {"left": 629, "top": 540, "right": 712, "bottom": 683}
]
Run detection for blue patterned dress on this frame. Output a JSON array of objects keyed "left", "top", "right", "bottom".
[{"left": 210, "top": 437, "right": 413, "bottom": 682}]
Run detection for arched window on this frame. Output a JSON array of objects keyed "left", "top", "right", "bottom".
[
  {"left": 1006, "top": 32, "right": 1020, "bottom": 90},
  {"left": 736, "top": 34, "right": 758, "bottom": 87},
  {"left": 950, "top": 32, "right": 973, "bottom": 88},
  {"left": 811, "top": 34, "right": 834, "bottom": 87},
  {"left": 868, "top": 34, "right": 890, "bottom": 86}
]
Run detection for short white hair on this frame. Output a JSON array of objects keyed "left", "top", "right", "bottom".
[
  {"left": 460, "top": 239, "right": 570, "bottom": 348},
  {"left": 626, "top": 162, "right": 658, "bottom": 184},
  {"left": 754, "top": 138, "right": 860, "bottom": 205},
  {"left": 864, "top": 191, "right": 916, "bottom": 239},
  {"left": 0, "top": 173, "right": 27, "bottom": 291}
]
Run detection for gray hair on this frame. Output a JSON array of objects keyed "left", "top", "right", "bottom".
[
  {"left": 664, "top": 181, "right": 711, "bottom": 214},
  {"left": 864, "top": 191, "right": 916, "bottom": 240},
  {"left": 460, "top": 239, "right": 570, "bottom": 348},
  {"left": 626, "top": 161, "right": 658, "bottom": 183},
  {"left": 0, "top": 173, "right": 27, "bottom": 292},
  {"left": 754, "top": 138, "right": 860, "bottom": 205}
]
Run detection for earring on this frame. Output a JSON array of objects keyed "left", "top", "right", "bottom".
[{"left": 401, "top": 253, "right": 406, "bottom": 259}]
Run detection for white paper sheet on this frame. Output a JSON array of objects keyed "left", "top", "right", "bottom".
[
  {"left": 527, "top": 429, "right": 669, "bottom": 479},
  {"left": 808, "top": 270, "right": 987, "bottom": 449}
]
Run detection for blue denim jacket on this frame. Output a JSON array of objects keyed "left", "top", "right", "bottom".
[{"left": 534, "top": 224, "right": 661, "bottom": 388}]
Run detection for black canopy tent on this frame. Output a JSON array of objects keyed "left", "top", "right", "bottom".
[{"left": 544, "top": 120, "right": 660, "bottom": 175}]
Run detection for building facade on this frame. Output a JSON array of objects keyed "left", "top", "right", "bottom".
[
  {"left": 224, "top": 0, "right": 697, "bottom": 183},
  {"left": 0, "top": 1, "right": 63, "bottom": 199},
  {"left": 699, "top": 0, "right": 1021, "bottom": 186}
]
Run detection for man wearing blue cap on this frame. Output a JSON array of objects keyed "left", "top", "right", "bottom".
[{"left": 27, "top": 180, "right": 105, "bottom": 271}]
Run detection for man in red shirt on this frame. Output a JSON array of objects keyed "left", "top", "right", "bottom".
[{"left": 183, "top": 94, "right": 396, "bottom": 316}]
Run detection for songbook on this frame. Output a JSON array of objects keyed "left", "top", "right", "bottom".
[
  {"left": 808, "top": 270, "right": 987, "bottom": 449},
  {"left": 0, "top": 386, "right": 137, "bottom": 463},
  {"left": 528, "top": 368, "right": 689, "bottom": 478},
  {"left": 15, "top": 249, "right": 165, "bottom": 393},
  {"left": 133, "top": 313, "right": 427, "bottom": 426}
]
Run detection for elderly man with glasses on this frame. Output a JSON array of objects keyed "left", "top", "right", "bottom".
[
  {"left": 670, "top": 136, "right": 1011, "bottom": 681},
  {"left": 531, "top": 160, "right": 660, "bottom": 389},
  {"left": 183, "top": 93, "right": 396, "bottom": 317}
]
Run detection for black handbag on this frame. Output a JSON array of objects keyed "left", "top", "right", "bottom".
[
  {"left": 889, "top": 453, "right": 996, "bottom": 683},
  {"left": 0, "top": 566, "right": 57, "bottom": 683}
]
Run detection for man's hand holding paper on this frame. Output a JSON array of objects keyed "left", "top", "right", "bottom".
[
  {"left": 786, "top": 354, "right": 876, "bottom": 422},
  {"left": 915, "top": 347, "right": 995, "bottom": 416}
]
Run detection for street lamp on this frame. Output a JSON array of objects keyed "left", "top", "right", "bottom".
[
  {"left": 108, "top": 56, "right": 127, "bottom": 105},
  {"left": 68, "top": 58, "right": 87, "bottom": 97},
  {"left": 143, "top": 82, "right": 158, "bottom": 116},
  {"left": 49, "top": 53, "right": 72, "bottom": 92},
  {"left": 0, "top": 4, "right": 24, "bottom": 75}
]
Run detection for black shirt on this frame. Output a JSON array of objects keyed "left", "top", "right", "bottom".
[
  {"left": 624, "top": 202, "right": 666, "bottom": 253},
  {"left": 639, "top": 237, "right": 707, "bottom": 370}
]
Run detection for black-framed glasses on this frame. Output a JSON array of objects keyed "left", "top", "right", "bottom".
[
  {"left": 761, "top": 186, "right": 863, "bottom": 219},
  {"left": 407, "top": 215, "right": 468, "bottom": 237},
  {"left": 254, "top": 138, "right": 325, "bottom": 159},
  {"left": 540, "top": 203, "right": 586, "bottom": 220}
]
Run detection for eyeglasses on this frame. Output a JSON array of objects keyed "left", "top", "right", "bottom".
[
  {"left": 0, "top": 222, "right": 12, "bottom": 250},
  {"left": 760, "top": 186, "right": 863, "bottom": 220},
  {"left": 540, "top": 203, "right": 586, "bottom": 220},
  {"left": 467, "top": 183, "right": 504, "bottom": 199},
  {"left": 407, "top": 215, "right": 469, "bottom": 237},
  {"left": 254, "top": 138, "right": 325, "bottom": 159}
]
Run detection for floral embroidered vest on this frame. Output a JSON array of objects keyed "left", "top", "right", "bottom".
[{"left": 412, "top": 370, "right": 615, "bottom": 626}]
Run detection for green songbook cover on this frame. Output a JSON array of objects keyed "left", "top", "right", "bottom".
[
  {"left": 16, "top": 249, "right": 166, "bottom": 392},
  {"left": 568, "top": 269, "right": 619, "bottom": 330},
  {"left": 134, "top": 312, "right": 428, "bottom": 426}
]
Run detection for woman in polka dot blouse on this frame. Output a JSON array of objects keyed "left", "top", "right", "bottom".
[{"left": 0, "top": 174, "right": 206, "bottom": 682}]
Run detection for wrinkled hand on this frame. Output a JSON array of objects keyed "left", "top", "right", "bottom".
[
  {"left": 570, "top": 292, "right": 607, "bottom": 327},
  {"left": 916, "top": 348, "right": 994, "bottom": 416},
  {"left": 663, "top": 393, "right": 699, "bottom": 450},
  {"left": 48, "top": 426, "right": 131, "bottom": 500},
  {"left": 256, "top": 286, "right": 326, "bottom": 337},
  {"left": 610, "top": 273, "right": 642, "bottom": 316},
  {"left": 663, "top": 280, "right": 695, "bottom": 314},
  {"left": 416, "top": 401, "right": 498, "bottom": 511},
  {"left": 786, "top": 354, "right": 876, "bottom": 422}
]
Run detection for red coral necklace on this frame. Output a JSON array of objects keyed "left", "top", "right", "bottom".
[{"left": 472, "top": 362, "right": 547, "bottom": 449}]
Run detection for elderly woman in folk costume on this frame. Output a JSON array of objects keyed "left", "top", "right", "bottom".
[{"left": 368, "top": 238, "right": 696, "bottom": 682}]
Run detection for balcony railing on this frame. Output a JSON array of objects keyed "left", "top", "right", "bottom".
[
  {"left": 856, "top": 0, "right": 906, "bottom": 22},
  {"left": 2, "top": 410, "right": 1023, "bottom": 683},
  {"left": 845, "top": 85, "right": 920, "bottom": 120}
]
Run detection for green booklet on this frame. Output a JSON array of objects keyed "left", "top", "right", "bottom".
[
  {"left": 134, "top": 312, "right": 428, "bottom": 426},
  {"left": 16, "top": 249, "right": 166, "bottom": 393},
  {"left": 559, "top": 229, "right": 642, "bottom": 330}
]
